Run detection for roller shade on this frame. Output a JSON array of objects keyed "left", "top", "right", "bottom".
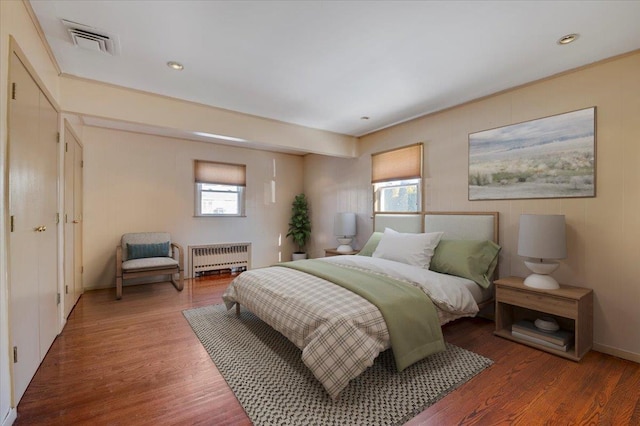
[
  {"left": 195, "top": 160, "right": 246, "bottom": 186},
  {"left": 371, "top": 143, "right": 422, "bottom": 183}
]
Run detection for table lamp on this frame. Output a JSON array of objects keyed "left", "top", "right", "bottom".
[
  {"left": 517, "top": 214, "right": 567, "bottom": 289},
  {"left": 334, "top": 212, "right": 356, "bottom": 253}
]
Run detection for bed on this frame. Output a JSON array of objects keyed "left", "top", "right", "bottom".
[{"left": 222, "top": 211, "right": 499, "bottom": 399}]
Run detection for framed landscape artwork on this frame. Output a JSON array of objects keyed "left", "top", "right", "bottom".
[{"left": 468, "top": 107, "right": 596, "bottom": 200}]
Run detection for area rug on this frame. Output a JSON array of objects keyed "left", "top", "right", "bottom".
[{"left": 183, "top": 304, "right": 493, "bottom": 426}]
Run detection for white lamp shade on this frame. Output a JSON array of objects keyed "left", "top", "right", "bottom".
[
  {"left": 334, "top": 212, "right": 356, "bottom": 237},
  {"left": 517, "top": 214, "right": 567, "bottom": 260}
]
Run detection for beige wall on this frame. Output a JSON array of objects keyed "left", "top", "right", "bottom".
[
  {"left": 304, "top": 154, "right": 371, "bottom": 258},
  {"left": 306, "top": 51, "right": 640, "bottom": 361},
  {"left": 60, "top": 76, "right": 358, "bottom": 158},
  {"left": 82, "top": 126, "right": 304, "bottom": 289}
]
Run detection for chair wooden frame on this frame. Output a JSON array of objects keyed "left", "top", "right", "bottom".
[{"left": 115, "top": 242, "right": 184, "bottom": 300}]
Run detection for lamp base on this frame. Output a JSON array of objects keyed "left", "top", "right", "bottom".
[
  {"left": 523, "top": 259, "right": 560, "bottom": 289},
  {"left": 336, "top": 237, "right": 353, "bottom": 253},
  {"left": 523, "top": 273, "right": 560, "bottom": 289},
  {"left": 524, "top": 259, "right": 560, "bottom": 275}
]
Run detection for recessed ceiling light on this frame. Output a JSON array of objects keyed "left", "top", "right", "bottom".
[
  {"left": 360, "top": 116, "right": 370, "bottom": 120},
  {"left": 167, "top": 61, "right": 184, "bottom": 70},
  {"left": 557, "top": 34, "right": 579, "bottom": 45}
]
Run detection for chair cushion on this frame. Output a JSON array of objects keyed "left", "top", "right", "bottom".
[
  {"left": 127, "top": 242, "right": 170, "bottom": 260},
  {"left": 122, "top": 257, "right": 179, "bottom": 272},
  {"left": 121, "top": 232, "right": 172, "bottom": 261}
]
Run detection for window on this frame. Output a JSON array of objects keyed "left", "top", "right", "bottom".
[
  {"left": 371, "top": 144, "right": 423, "bottom": 213},
  {"left": 374, "top": 179, "right": 421, "bottom": 212},
  {"left": 195, "top": 160, "right": 246, "bottom": 216}
]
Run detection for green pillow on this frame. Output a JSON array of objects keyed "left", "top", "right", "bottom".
[
  {"left": 127, "top": 242, "right": 170, "bottom": 260},
  {"left": 357, "top": 232, "right": 383, "bottom": 257},
  {"left": 429, "top": 240, "right": 501, "bottom": 288}
]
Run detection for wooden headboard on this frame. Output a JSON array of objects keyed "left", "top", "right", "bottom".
[{"left": 374, "top": 211, "right": 499, "bottom": 244}]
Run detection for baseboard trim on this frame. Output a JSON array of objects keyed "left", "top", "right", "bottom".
[
  {"left": 84, "top": 278, "right": 192, "bottom": 292},
  {"left": 593, "top": 343, "right": 640, "bottom": 363},
  {"left": 2, "top": 407, "right": 17, "bottom": 426}
]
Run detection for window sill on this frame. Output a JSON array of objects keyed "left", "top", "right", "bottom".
[{"left": 194, "top": 215, "right": 247, "bottom": 218}]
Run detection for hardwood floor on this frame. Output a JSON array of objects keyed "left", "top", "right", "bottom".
[{"left": 15, "top": 275, "right": 640, "bottom": 425}]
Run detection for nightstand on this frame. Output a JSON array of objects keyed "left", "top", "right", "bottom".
[
  {"left": 494, "top": 276, "right": 593, "bottom": 361},
  {"left": 324, "top": 248, "right": 359, "bottom": 257}
]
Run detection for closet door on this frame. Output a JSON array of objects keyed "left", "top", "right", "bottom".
[
  {"left": 36, "top": 91, "right": 59, "bottom": 359},
  {"left": 8, "top": 53, "right": 41, "bottom": 402},
  {"left": 8, "top": 52, "right": 59, "bottom": 402},
  {"left": 73, "top": 143, "right": 83, "bottom": 302},
  {"left": 64, "top": 126, "right": 83, "bottom": 317}
]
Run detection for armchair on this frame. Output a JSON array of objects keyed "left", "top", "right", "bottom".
[{"left": 116, "top": 232, "right": 184, "bottom": 299}]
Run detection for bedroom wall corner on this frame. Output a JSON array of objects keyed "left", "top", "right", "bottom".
[
  {"left": 81, "top": 126, "right": 304, "bottom": 290},
  {"left": 303, "top": 154, "right": 371, "bottom": 259}
]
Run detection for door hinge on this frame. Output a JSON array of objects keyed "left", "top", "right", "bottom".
[
  {"left": 10, "top": 215, "right": 15, "bottom": 232},
  {"left": 65, "top": 142, "right": 67, "bottom": 151},
  {"left": 56, "top": 213, "right": 60, "bottom": 224},
  {"left": 65, "top": 285, "right": 69, "bottom": 294},
  {"left": 81, "top": 266, "right": 84, "bottom": 273},
  {"left": 57, "top": 132, "right": 61, "bottom": 143},
  {"left": 81, "top": 160, "right": 84, "bottom": 168},
  {"left": 11, "top": 82, "right": 16, "bottom": 100},
  {"left": 13, "top": 347, "right": 17, "bottom": 363},
  {"left": 57, "top": 293, "right": 61, "bottom": 305},
  {"left": 65, "top": 213, "right": 68, "bottom": 223}
]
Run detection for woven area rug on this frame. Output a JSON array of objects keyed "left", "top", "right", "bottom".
[{"left": 183, "top": 304, "right": 493, "bottom": 426}]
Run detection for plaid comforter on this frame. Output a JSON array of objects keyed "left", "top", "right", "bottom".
[{"left": 222, "top": 257, "right": 478, "bottom": 399}]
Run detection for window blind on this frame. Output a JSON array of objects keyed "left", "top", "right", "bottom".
[
  {"left": 194, "top": 160, "right": 246, "bottom": 186},
  {"left": 371, "top": 143, "right": 422, "bottom": 183}
]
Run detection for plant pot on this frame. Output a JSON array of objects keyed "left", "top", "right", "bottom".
[{"left": 292, "top": 252, "right": 307, "bottom": 261}]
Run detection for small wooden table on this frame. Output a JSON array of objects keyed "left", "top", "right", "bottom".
[{"left": 494, "top": 276, "right": 593, "bottom": 361}]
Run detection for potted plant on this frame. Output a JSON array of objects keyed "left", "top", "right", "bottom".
[{"left": 286, "top": 193, "right": 311, "bottom": 260}]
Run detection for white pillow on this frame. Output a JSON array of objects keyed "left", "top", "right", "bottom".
[{"left": 372, "top": 228, "right": 444, "bottom": 269}]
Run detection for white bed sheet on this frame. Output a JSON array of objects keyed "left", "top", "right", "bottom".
[{"left": 462, "top": 278, "right": 493, "bottom": 304}]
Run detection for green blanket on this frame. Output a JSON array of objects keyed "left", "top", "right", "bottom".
[{"left": 278, "top": 259, "right": 445, "bottom": 371}]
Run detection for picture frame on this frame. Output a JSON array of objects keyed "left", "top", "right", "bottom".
[{"left": 468, "top": 107, "right": 596, "bottom": 201}]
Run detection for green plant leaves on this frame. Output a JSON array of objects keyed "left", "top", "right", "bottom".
[{"left": 286, "top": 193, "right": 311, "bottom": 252}]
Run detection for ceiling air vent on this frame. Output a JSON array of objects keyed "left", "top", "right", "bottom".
[{"left": 61, "top": 19, "right": 120, "bottom": 55}]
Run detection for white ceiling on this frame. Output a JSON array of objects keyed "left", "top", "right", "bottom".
[{"left": 30, "top": 1, "right": 640, "bottom": 138}]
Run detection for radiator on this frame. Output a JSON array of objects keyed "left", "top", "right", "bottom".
[{"left": 189, "top": 243, "right": 251, "bottom": 277}]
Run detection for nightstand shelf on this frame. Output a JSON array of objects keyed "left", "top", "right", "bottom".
[
  {"left": 494, "top": 276, "right": 593, "bottom": 361},
  {"left": 324, "top": 248, "right": 359, "bottom": 257}
]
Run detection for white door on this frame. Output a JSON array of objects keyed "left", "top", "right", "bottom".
[
  {"left": 36, "top": 88, "right": 59, "bottom": 361},
  {"left": 74, "top": 143, "right": 83, "bottom": 302},
  {"left": 8, "top": 52, "right": 59, "bottom": 402},
  {"left": 64, "top": 126, "right": 83, "bottom": 317}
]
